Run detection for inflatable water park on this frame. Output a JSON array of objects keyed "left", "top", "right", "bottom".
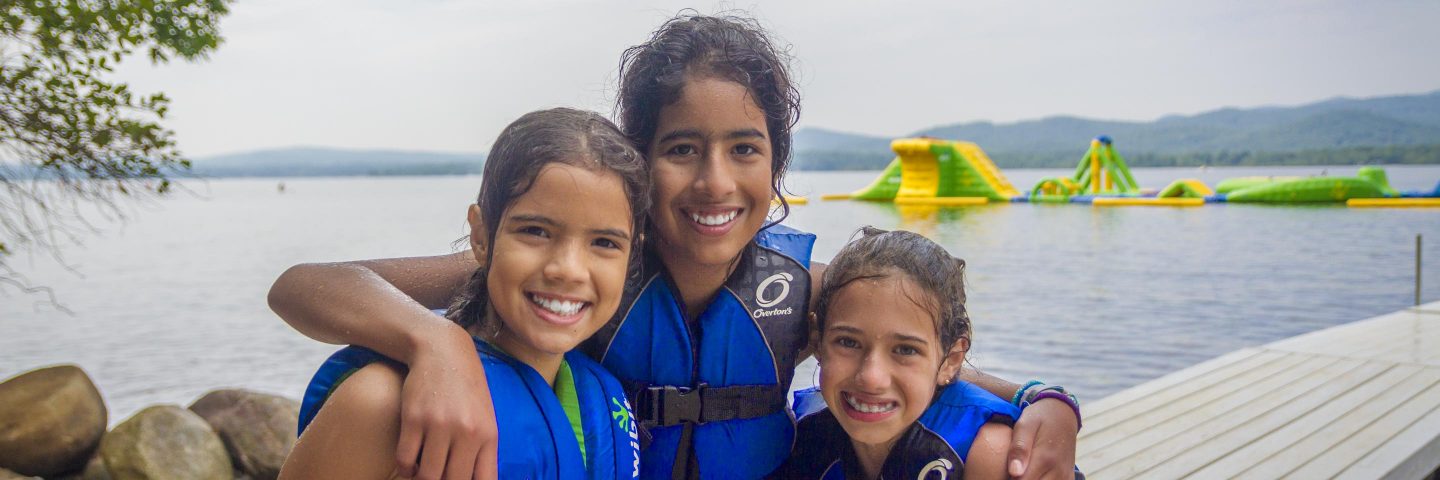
[{"left": 817, "top": 136, "right": 1440, "bottom": 208}]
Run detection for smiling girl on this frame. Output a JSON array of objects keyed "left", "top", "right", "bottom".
[
  {"left": 775, "top": 227, "right": 1015, "bottom": 480},
  {"left": 278, "top": 108, "right": 647, "bottom": 479}
]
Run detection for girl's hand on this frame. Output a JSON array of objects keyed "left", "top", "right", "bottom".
[
  {"left": 1007, "top": 397, "right": 1079, "bottom": 480},
  {"left": 395, "top": 328, "right": 498, "bottom": 480}
]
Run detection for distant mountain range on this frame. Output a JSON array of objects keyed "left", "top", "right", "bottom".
[
  {"left": 191, "top": 147, "right": 485, "bottom": 177},
  {"left": 794, "top": 90, "right": 1440, "bottom": 169},
  {"left": 193, "top": 90, "right": 1440, "bottom": 177}
]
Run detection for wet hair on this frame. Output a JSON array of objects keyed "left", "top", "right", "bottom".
[
  {"left": 445, "top": 108, "right": 649, "bottom": 332},
  {"left": 814, "top": 227, "right": 971, "bottom": 351},
  {"left": 616, "top": 11, "right": 801, "bottom": 224}
]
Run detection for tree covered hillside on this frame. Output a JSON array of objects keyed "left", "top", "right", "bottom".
[{"left": 795, "top": 90, "right": 1440, "bottom": 170}]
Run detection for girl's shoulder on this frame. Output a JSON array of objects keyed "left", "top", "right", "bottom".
[
  {"left": 914, "top": 382, "right": 1020, "bottom": 464},
  {"left": 283, "top": 361, "right": 407, "bottom": 479},
  {"left": 756, "top": 224, "right": 816, "bottom": 267},
  {"left": 298, "top": 345, "right": 404, "bottom": 435},
  {"left": 320, "top": 361, "right": 406, "bottom": 415}
]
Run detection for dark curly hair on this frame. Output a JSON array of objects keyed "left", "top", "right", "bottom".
[
  {"left": 814, "top": 227, "right": 971, "bottom": 352},
  {"left": 445, "top": 108, "right": 650, "bottom": 332},
  {"left": 616, "top": 11, "right": 801, "bottom": 224}
]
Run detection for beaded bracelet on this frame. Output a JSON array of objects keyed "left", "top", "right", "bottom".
[
  {"left": 1011, "top": 380, "right": 1046, "bottom": 406},
  {"left": 1013, "top": 381, "right": 1063, "bottom": 407},
  {"left": 1013, "top": 381, "right": 1083, "bottom": 430},
  {"left": 1031, "top": 390, "right": 1083, "bottom": 430}
]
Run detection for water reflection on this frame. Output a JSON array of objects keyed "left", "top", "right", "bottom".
[{"left": 848, "top": 201, "right": 995, "bottom": 240}]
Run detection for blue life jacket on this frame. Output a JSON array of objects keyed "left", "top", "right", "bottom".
[
  {"left": 298, "top": 338, "right": 640, "bottom": 479},
  {"left": 776, "top": 382, "right": 1019, "bottom": 479},
  {"left": 582, "top": 224, "right": 816, "bottom": 479}
]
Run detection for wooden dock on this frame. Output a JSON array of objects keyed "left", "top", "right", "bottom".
[{"left": 1077, "top": 301, "right": 1440, "bottom": 479}]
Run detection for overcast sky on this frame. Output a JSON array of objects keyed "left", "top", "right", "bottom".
[{"left": 113, "top": 0, "right": 1440, "bottom": 157}]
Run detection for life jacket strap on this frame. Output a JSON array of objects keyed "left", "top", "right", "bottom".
[
  {"left": 629, "top": 382, "right": 787, "bottom": 427},
  {"left": 673, "top": 422, "right": 698, "bottom": 480}
]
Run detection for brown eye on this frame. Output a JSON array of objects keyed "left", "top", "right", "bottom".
[
  {"left": 518, "top": 225, "right": 549, "bottom": 238},
  {"left": 894, "top": 345, "right": 920, "bottom": 356}
]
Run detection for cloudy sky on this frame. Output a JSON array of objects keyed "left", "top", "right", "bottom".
[{"left": 113, "top": 0, "right": 1440, "bottom": 157}]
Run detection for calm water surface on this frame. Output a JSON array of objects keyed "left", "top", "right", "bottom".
[{"left": 2, "top": 165, "right": 1438, "bottom": 423}]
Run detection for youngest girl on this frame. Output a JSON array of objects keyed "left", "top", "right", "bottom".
[
  {"left": 280, "top": 108, "right": 648, "bottom": 479},
  {"left": 776, "top": 227, "right": 1015, "bottom": 480}
]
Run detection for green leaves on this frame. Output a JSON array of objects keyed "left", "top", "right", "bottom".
[
  {"left": 0, "top": 0, "right": 232, "bottom": 275},
  {"left": 3, "top": 0, "right": 231, "bottom": 62}
]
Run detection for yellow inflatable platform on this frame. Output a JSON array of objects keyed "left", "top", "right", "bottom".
[
  {"left": 845, "top": 138, "right": 1020, "bottom": 202},
  {"left": 1347, "top": 198, "right": 1440, "bottom": 208}
]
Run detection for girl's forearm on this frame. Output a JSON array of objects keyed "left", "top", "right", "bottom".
[
  {"left": 268, "top": 253, "right": 476, "bottom": 364},
  {"left": 958, "top": 367, "right": 1023, "bottom": 400}
]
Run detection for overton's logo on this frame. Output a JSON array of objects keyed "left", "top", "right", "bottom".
[{"left": 755, "top": 272, "right": 793, "bottom": 308}]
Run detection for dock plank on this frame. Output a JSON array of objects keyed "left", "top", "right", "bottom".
[
  {"left": 1078, "top": 351, "right": 1304, "bottom": 460},
  {"left": 1088, "top": 356, "right": 1356, "bottom": 478},
  {"left": 1238, "top": 367, "right": 1440, "bottom": 478},
  {"left": 1182, "top": 362, "right": 1415, "bottom": 479},
  {"left": 1140, "top": 360, "right": 1395, "bottom": 479},
  {"left": 1339, "top": 394, "right": 1440, "bottom": 480},
  {"left": 1082, "top": 353, "right": 1342, "bottom": 469},
  {"left": 1285, "top": 371, "right": 1440, "bottom": 478}
]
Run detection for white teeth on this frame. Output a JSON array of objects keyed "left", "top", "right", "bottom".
[
  {"left": 844, "top": 394, "right": 897, "bottom": 414},
  {"left": 529, "top": 294, "right": 584, "bottom": 316},
  {"left": 689, "top": 210, "right": 738, "bottom": 226}
]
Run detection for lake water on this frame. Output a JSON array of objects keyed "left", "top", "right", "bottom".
[{"left": 2, "top": 165, "right": 1438, "bottom": 424}]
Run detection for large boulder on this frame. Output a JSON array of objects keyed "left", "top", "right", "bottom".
[
  {"left": 100, "top": 405, "right": 231, "bottom": 480},
  {"left": 188, "top": 389, "right": 300, "bottom": 480},
  {"left": 0, "top": 365, "right": 107, "bottom": 476}
]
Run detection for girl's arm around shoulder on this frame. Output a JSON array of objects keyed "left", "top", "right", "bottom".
[
  {"left": 965, "top": 422, "right": 1014, "bottom": 480},
  {"left": 280, "top": 362, "right": 408, "bottom": 480},
  {"left": 268, "top": 252, "right": 475, "bottom": 361}
]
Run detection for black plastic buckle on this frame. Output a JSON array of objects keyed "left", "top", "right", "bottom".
[{"left": 645, "top": 383, "right": 706, "bottom": 425}]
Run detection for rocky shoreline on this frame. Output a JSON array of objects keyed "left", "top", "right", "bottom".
[{"left": 0, "top": 365, "right": 299, "bottom": 480}]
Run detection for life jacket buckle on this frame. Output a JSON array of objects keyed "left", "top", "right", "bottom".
[{"left": 647, "top": 383, "right": 706, "bottom": 425}]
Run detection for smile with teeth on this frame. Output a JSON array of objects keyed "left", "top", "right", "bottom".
[
  {"left": 528, "top": 293, "right": 587, "bottom": 316},
  {"left": 687, "top": 209, "right": 739, "bottom": 227},
  {"left": 843, "top": 393, "right": 898, "bottom": 414}
]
